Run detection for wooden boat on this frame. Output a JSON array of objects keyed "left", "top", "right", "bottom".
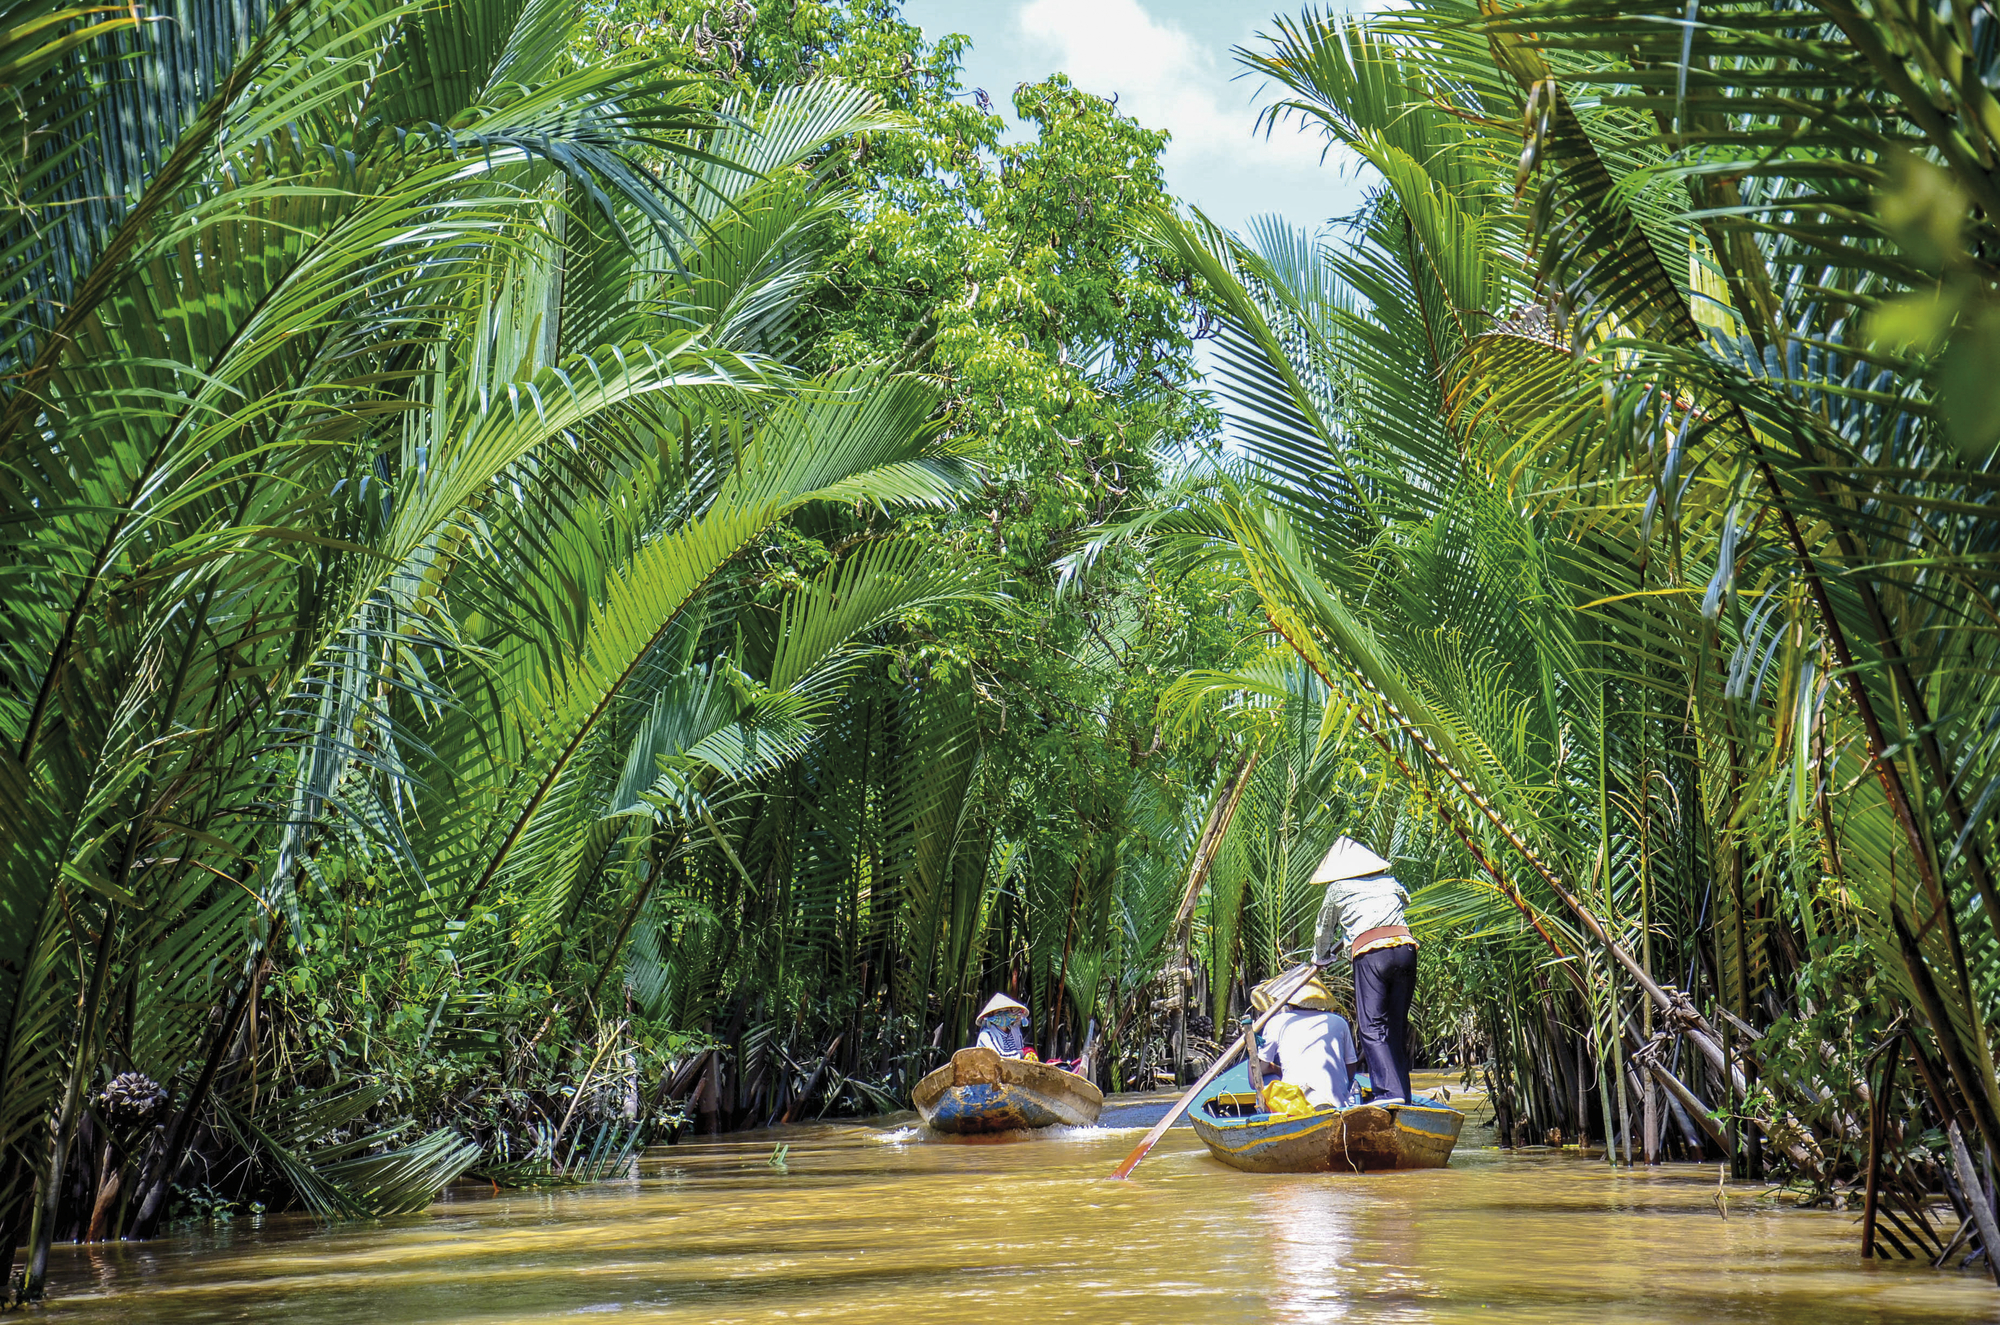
[
  {"left": 912, "top": 1046, "right": 1104, "bottom": 1134},
  {"left": 1189, "top": 1092, "right": 1465, "bottom": 1172}
]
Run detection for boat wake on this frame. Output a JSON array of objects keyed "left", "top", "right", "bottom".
[{"left": 875, "top": 1123, "right": 1108, "bottom": 1144}]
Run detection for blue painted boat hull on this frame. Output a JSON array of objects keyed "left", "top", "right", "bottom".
[
  {"left": 1190, "top": 1098, "right": 1465, "bottom": 1172},
  {"left": 913, "top": 1047, "right": 1104, "bottom": 1134}
]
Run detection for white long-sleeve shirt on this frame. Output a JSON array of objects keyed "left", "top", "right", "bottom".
[{"left": 1311, "top": 870, "right": 1409, "bottom": 964}]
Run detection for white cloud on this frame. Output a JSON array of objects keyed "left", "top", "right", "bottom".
[{"left": 1016, "top": 0, "right": 1338, "bottom": 180}]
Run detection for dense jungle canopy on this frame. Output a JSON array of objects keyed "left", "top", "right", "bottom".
[{"left": 5, "top": 0, "right": 2000, "bottom": 1300}]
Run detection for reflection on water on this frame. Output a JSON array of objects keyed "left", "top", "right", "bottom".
[{"left": 27, "top": 1075, "right": 1995, "bottom": 1324}]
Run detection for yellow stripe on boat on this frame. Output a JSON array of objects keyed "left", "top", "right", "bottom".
[
  {"left": 1189, "top": 1100, "right": 1467, "bottom": 1173},
  {"left": 1203, "top": 1110, "right": 1350, "bottom": 1155}
]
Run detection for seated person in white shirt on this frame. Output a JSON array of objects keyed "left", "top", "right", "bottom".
[{"left": 1251, "top": 971, "right": 1360, "bottom": 1109}]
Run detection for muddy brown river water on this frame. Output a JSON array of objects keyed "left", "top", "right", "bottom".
[{"left": 24, "top": 1074, "right": 1998, "bottom": 1323}]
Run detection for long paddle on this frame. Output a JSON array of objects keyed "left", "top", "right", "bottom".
[{"left": 1109, "top": 961, "right": 1322, "bottom": 1179}]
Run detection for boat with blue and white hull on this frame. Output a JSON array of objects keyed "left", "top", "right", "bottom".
[
  {"left": 1190, "top": 1093, "right": 1464, "bottom": 1172},
  {"left": 913, "top": 1046, "right": 1103, "bottom": 1134}
]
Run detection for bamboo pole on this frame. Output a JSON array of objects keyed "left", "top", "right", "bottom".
[
  {"left": 1170, "top": 750, "right": 1258, "bottom": 1084},
  {"left": 1110, "top": 961, "right": 1320, "bottom": 1180},
  {"left": 1172, "top": 751, "right": 1259, "bottom": 935}
]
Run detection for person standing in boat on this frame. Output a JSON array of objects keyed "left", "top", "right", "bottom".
[
  {"left": 1309, "top": 836, "right": 1417, "bottom": 1106},
  {"left": 972, "top": 992, "right": 1038, "bottom": 1060},
  {"left": 1251, "top": 972, "right": 1360, "bottom": 1108}
]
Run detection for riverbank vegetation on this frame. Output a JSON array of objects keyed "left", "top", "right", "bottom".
[
  {"left": 1153, "top": 0, "right": 2000, "bottom": 1271},
  {"left": 4, "top": 0, "right": 1999, "bottom": 1303}
]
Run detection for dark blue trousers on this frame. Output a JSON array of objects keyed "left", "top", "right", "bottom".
[{"left": 1353, "top": 942, "right": 1417, "bottom": 1102}]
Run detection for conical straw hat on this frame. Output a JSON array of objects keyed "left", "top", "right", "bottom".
[
  {"left": 1250, "top": 971, "right": 1339, "bottom": 1014},
  {"left": 976, "top": 992, "right": 1028, "bottom": 1020},
  {"left": 1310, "top": 836, "right": 1392, "bottom": 884}
]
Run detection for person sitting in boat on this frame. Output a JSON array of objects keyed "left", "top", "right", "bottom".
[
  {"left": 1251, "top": 971, "right": 1360, "bottom": 1109},
  {"left": 1309, "top": 835, "right": 1417, "bottom": 1106},
  {"left": 972, "top": 992, "right": 1038, "bottom": 1060}
]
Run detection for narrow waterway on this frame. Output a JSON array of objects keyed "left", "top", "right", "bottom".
[{"left": 26, "top": 1075, "right": 1994, "bottom": 1323}]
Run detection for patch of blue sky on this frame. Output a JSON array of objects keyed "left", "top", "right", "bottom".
[
  {"left": 905, "top": 2, "right": 1376, "bottom": 453},
  {"left": 904, "top": 0, "right": 1372, "bottom": 237}
]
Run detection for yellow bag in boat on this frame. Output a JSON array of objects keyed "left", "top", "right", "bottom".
[{"left": 1257, "top": 1080, "right": 1315, "bottom": 1118}]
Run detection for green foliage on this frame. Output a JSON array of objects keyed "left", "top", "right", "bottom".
[
  {"left": 0, "top": 6, "right": 1279, "bottom": 1283},
  {"left": 25, "top": 0, "right": 2000, "bottom": 1291},
  {"left": 523, "top": 1, "right": 1257, "bottom": 1103},
  {"left": 1093, "top": 0, "right": 2000, "bottom": 1213},
  {"left": 0, "top": 0, "right": 996, "bottom": 1271}
]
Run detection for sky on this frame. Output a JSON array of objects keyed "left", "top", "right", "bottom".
[{"left": 903, "top": 0, "right": 1371, "bottom": 237}]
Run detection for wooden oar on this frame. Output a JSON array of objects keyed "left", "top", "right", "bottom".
[{"left": 1109, "top": 961, "right": 1322, "bottom": 1179}]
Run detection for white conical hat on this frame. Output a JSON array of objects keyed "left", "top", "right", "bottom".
[
  {"left": 977, "top": 992, "right": 1029, "bottom": 1020},
  {"left": 1311, "top": 836, "right": 1392, "bottom": 884}
]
